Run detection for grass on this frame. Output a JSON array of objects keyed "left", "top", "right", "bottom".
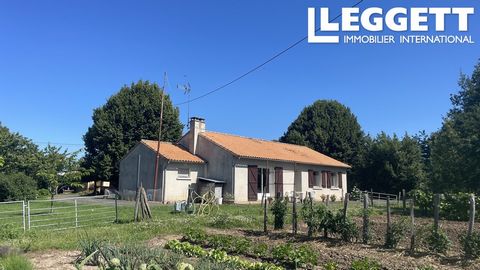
[
  {"left": 0, "top": 254, "right": 34, "bottom": 270},
  {"left": 0, "top": 199, "right": 380, "bottom": 252}
]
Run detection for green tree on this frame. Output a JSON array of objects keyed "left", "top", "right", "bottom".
[
  {"left": 0, "top": 173, "right": 37, "bottom": 201},
  {"left": 280, "top": 100, "right": 367, "bottom": 187},
  {"left": 36, "top": 145, "right": 83, "bottom": 203},
  {"left": 0, "top": 156, "right": 4, "bottom": 168},
  {"left": 83, "top": 80, "right": 183, "bottom": 186},
  {"left": 0, "top": 123, "right": 42, "bottom": 177},
  {"left": 358, "top": 132, "right": 425, "bottom": 193},
  {"left": 430, "top": 60, "right": 480, "bottom": 193}
]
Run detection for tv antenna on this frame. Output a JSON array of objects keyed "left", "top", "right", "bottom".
[{"left": 177, "top": 76, "right": 192, "bottom": 128}]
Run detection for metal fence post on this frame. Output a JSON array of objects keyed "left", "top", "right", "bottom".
[
  {"left": 27, "top": 201, "right": 31, "bottom": 230},
  {"left": 74, "top": 199, "right": 78, "bottom": 228},
  {"left": 22, "top": 201, "right": 26, "bottom": 232}
]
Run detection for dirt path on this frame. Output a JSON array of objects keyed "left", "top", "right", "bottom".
[{"left": 27, "top": 250, "right": 97, "bottom": 270}]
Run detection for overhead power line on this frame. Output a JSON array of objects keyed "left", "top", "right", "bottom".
[
  {"left": 175, "top": 0, "right": 365, "bottom": 106},
  {"left": 34, "top": 141, "right": 84, "bottom": 147}
]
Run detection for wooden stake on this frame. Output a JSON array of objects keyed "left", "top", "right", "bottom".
[
  {"left": 263, "top": 186, "right": 268, "bottom": 234},
  {"left": 343, "top": 193, "right": 350, "bottom": 222},
  {"left": 386, "top": 196, "right": 391, "bottom": 232},
  {"left": 402, "top": 189, "right": 406, "bottom": 213},
  {"left": 292, "top": 193, "right": 297, "bottom": 235},
  {"left": 362, "top": 193, "right": 369, "bottom": 244},
  {"left": 468, "top": 194, "right": 476, "bottom": 237},
  {"left": 410, "top": 198, "right": 415, "bottom": 253},
  {"left": 433, "top": 194, "right": 440, "bottom": 232}
]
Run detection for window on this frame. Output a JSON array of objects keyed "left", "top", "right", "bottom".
[
  {"left": 331, "top": 172, "right": 338, "bottom": 188},
  {"left": 257, "top": 168, "right": 269, "bottom": 193},
  {"left": 178, "top": 168, "right": 190, "bottom": 179},
  {"left": 314, "top": 171, "right": 321, "bottom": 187}
]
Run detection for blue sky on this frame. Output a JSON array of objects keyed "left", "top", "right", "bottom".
[{"left": 0, "top": 0, "right": 478, "bottom": 154}]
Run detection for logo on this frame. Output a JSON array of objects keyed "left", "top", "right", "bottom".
[{"left": 308, "top": 7, "right": 475, "bottom": 44}]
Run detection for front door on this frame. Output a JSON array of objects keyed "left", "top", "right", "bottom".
[{"left": 248, "top": 165, "right": 258, "bottom": 201}]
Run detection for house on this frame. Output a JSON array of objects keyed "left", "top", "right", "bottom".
[{"left": 119, "top": 117, "right": 351, "bottom": 203}]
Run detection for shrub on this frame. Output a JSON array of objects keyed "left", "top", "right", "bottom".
[
  {"left": 440, "top": 192, "right": 479, "bottom": 221},
  {"left": 426, "top": 227, "right": 450, "bottom": 254},
  {"left": 0, "top": 173, "right": 37, "bottom": 201},
  {"left": 385, "top": 218, "right": 408, "bottom": 249},
  {"left": 350, "top": 258, "right": 381, "bottom": 270},
  {"left": 461, "top": 232, "right": 480, "bottom": 260},
  {"left": 321, "top": 194, "right": 327, "bottom": 202},
  {"left": 271, "top": 197, "right": 288, "bottom": 230},
  {"left": 409, "top": 190, "right": 433, "bottom": 216},
  {"left": 301, "top": 199, "right": 324, "bottom": 237},
  {"left": 37, "top": 188, "right": 51, "bottom": 198},
  {"left": 350, "top": 186, "right": 362, "bottom": 201},
  {"left": 330, "top": 195, "right": 336, "bottom": 202},
  {"left": 0, "top": 254, "right": 33, "bottom": 270}
]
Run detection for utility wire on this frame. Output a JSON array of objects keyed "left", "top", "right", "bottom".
[{"left": 175, "top": 0, "right": 365, "bottom": 106}]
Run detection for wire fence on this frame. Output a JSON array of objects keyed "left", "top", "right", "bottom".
[{"left": 0, "top": 195, "right": 118, "bottom": 231}]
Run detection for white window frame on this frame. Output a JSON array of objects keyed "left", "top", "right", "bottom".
[
  {"left": 331, "top": 172, "right": 338, "bottom": 188},
  {"left": 177, "top": 168, "right": 191, "bottom": 180}
]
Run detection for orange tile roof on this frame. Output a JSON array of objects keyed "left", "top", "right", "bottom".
[
  {"left": 200, "top": 132, "right": 351, "bottom": 168},
  {"left": 141, "top": 140, "right": 204, "bottom": 164}
]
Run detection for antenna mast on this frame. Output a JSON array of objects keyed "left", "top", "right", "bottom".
[{"left": 177, "top": 76, "right": 191, "bottom": 128}]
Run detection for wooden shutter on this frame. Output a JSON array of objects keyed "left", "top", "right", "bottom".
[
  {"left": 338, "top": 172, "right": 343, "bottom": 188},
  {"left": 308, "top": 170, "right": 314, "bottom": 188},
  {"left": 248, "top": 165, "right": 258, "bottom": 201},
  {"left": 275, "top": 167, "right": 283, "bottom": 196},
  {"left": 322, "top": 171, "right": 327, "bottom": 188},
  {"left": 327, "top": 172, "right": 331, "bottom": 188}
]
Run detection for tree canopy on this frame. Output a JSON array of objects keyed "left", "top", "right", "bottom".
[
  {"left": 280, "top": 100, "right": 367, "bottom": 186},
  {"left": 430, "top": 60, "right": 480, "bottom": 193},
  {"left": 82, "top": 80, "right": 183, "bottom": 186}
]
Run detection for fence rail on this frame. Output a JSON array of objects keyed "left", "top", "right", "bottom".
[{"left": 0, "top": 195, "right": 118, "bottom": 231}]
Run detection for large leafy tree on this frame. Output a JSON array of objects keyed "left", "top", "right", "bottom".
[
  {"left": 280, "top": 100, "right": 367, "bottom": 187},
  {"left": 0, "top": 123, "right": 42, "bottom": 177},
  {"left": 83, "top": 80, "right": 183, "bottom": 186},
  {"left": 430, "top": 60, "right": 480, "bottom": 193},
  {"left": 357, "top": 133, "right": 425, "bottom": 193}
]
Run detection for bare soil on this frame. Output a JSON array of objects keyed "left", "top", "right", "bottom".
[{"left": 27, "top": 250, "right": 96, "bottom": 270}]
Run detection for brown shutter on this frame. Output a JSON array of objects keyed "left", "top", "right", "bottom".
[
  {"left": 308, "top": 170, "right": 314, "bottom": 188},
  {"left": 338, "top": 172, "right": 343, "bottom": 188},
  {"left": 322, "top": 171, "right": 327, "bottom": 188},
  {"left": 275, "top": 167, "right": 283, "bottom": 196},
  {"left": 248, "top": 165, "right": 258, "bottom": 201},
  {"left": 327, "top": 172, "right": 331, "bottom": 188}
]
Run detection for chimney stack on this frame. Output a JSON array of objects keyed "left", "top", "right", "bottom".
[{"left": 189, "top": 117, "right": 205, "bottom": 154}]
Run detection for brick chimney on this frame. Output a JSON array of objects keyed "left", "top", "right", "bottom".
[{"left": 189, "top": 117, "right": 205, "bottom": 154}]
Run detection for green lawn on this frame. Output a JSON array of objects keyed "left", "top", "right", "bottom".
[{"left": 0, "top": 199, "right": 392, "bottom": 251}]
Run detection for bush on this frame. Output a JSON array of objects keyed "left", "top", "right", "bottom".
[
  {"left": 350, "top": 186, "right": 362, "bottom": 201},
  {"left": 0, "top": 173, "right": 37, "bottom": 201},
  {"left": 330, "top": 195, "right": 336, "bottom": 202},
  {"left": 441, "top": 192, "right": 479, "bottom": 221},
  {"left": 37, "top": 188, "right": 50, "bottom": 198},
  {"left": 385, "top": 218, "right": 408, "bottom": 249},
  {"left": 426, "top": 227, "right": 450, "bottom": 254},
  {"left": 271, "top": 197, "right": 288, "bottom": 230},
  {"left": 324, "top": 261, "right": 338, "bottom": 270},
  {"left": 350, "top": 258, "right": 381, "bottom": 270},
  {"left": 301, "top": 199, "right": 325, "bottom": 237},
  {"left": 336, "top": 214, "right": 359, "bottom": 242},
  {"left": 409, "top": 190, "right": 433, "bottom": 216},
  {"left": 0, "top": 254, "right": 33, "bottom": 270},
  {"left": 461, "top": 232, "right": 480, "bottom": 260}
]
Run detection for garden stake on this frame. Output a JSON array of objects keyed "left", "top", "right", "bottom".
[
  {"left": 402, "top": 189, "right": 406, "bottom": 213},
  {"left": 263, "top": 186, "right": 268, "bottom": 234},
  {"left": 410, "top": 198, "right": 415, "bottom": 253},
  {"left": 292, "top": 193, "right": 297, "bottom": 235},
  {"left": 433, "top": 194, "right": 440, "bottom": 232},
  {"left": 468, "top": 194, "right": 475, "bottom": 237},
  {"left": 343, "top": 193, "right": 349, "bottom": 222},
  {"left": 362, "top": 193, "right": 369, "bottom": 244},
  {"left": 386, "top": 196, "right": 391, "bottom": 233}
]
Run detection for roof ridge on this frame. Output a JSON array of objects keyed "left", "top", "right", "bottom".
[
  {"left": 203, "top": 131, "right": 310, "bottom": 149},
  {"left": 141, "top": 139, "right": 173, "bottom": 144}
]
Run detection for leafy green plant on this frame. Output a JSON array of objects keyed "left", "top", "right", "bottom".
[
  {"left": 272, "top": 243, "right": 317, "bottom": 268},
  {"left": 350, "top": 258, "right": 381, "bottom": 270},
  {"left": 330, "top": 195, "right": 336, "bottom": 202},
  {"left": 461, "top": 232, "right": 480, "bottom": 260},
  {"left": 335, "top": 213, "right": 358, "bottom": 242},
  {"left": 76, "top": 236, "right": 104, "bottom": 266},
  {"left": 426, "top": 227, "right": 450, "bottom": 254},
  {"left": 251, "top": 242, "right": 269, "bottom": 258},
  {"left": 350, "top": 186, "right": 362, "bottom": 201},
  {"left": 385, "top": 218, "right": 408, "bottom": 249},
  {"left": 271, "top": 197, "right": 288, "bottom": 230},
  {"left": 324, "top": 261, "right": 338, "bottom": 270}
]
